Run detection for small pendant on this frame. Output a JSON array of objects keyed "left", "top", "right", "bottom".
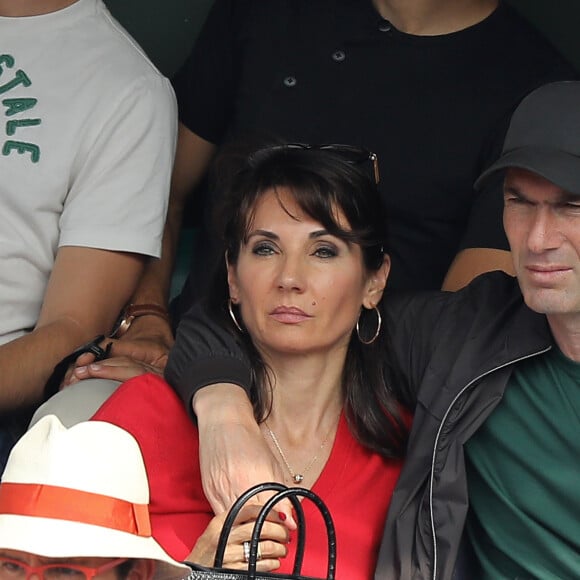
[{"left": 293, "top": 474, "right": 304, "bottom": 483}]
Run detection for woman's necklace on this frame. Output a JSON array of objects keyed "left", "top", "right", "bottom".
[{"left": 264, "top": 417, "right": 339, "bottom": 484}]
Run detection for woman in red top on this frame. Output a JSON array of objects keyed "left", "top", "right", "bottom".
[{"left": 92, "top": 144, "right": 410, "bottom": 578}]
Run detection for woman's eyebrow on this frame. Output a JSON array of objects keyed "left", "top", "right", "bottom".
[
  {"left": 246, "top": 229, "right": 330, "bottom": 240},
  {"left": 246, "top": 229, "right": 279, "bottom": 240}
]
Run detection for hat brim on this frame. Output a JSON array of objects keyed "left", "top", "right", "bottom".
[
  {"left": 0, "top": 515, "right": 191, "bottom": 580},
  {"left": 475, "top": 146, "right": 580, "bottom": 195}
]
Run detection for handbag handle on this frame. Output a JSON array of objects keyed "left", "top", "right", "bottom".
[
  {"left": 214, "top": 482, "right": 306, "bottom": 572},
  {"left": 249, "top": 486, "right": 336, "bottom": 580},
  {"left": 214, "top": 482, "right": 336, "bottom": 580}
]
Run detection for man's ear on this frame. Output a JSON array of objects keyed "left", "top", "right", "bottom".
[
  {"left": 125, "top": 559, "right": 155, "bottom": 580},
  {"left": 362, "top": 254, "right": 390, "bottom": 309},
  {"left": 226, "top": 252, "right": 240, "bottom": 303}
]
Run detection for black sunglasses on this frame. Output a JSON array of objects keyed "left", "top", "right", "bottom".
[{"left": 250, "top": 143, "right": 380, "bottom": 185}]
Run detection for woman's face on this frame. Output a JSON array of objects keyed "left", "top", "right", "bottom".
[{"left": 228, "top": 188, "right": 389, "bottom": 358}]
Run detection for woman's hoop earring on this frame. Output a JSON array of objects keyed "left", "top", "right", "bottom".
[
  {"left": 228, "top": 299, "right": 244, "bottom": 332},
  {"left": 356, "top": 306, "right": 381, "bottom": 345}
]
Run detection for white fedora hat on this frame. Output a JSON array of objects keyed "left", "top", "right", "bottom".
[{"left": 0, "top": 415, "right": 190, "bottom": 580}]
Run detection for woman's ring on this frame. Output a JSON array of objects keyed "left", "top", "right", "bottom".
[{"left": 242, "top": 541, "right": 262, "bottom": 562}]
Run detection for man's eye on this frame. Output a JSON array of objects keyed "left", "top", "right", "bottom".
[{"left": 505, "top": 195, "right": 527, "bottom": 205}]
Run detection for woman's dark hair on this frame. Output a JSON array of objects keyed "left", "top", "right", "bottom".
[{"left": 207, "top": 143, "right": 408, "bottom": 459}]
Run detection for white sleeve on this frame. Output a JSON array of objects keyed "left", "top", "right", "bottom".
[{"left": 59, "top": 74, "right": 178, "bottom": 258}]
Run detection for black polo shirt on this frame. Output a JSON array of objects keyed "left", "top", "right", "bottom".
[{"left": 173, "top": 0, "right": 577, "bottom": 298}]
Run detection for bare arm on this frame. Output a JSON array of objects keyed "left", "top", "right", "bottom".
[
  {"left": 0, "top": 246, "right": 144, "bottom": 410},
  {"left": 193, "top": 385, "right": 294, "bottom": 526},
  {"left": 71, "top": 125, "right": 218, "bottom": 384},
  {"left": 441, "top": 247, "right": 514, "bottom": 291},
  {"left": 163, "top": 301, "right": 293, "bottom": 522},
  {"left": 442, "top": 165, "right": 514, "bottom": 291}
]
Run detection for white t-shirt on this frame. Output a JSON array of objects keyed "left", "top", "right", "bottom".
[{"left": 0, "top": 0, "right": 177, "bottom": 345}]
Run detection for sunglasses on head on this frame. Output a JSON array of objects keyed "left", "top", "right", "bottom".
[{"left": 250, "top": 143, "right": 380, "bottom": 185}]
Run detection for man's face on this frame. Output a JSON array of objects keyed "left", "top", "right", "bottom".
[{"left": 503, "top": 168, "right": 580, "bottom": 320}]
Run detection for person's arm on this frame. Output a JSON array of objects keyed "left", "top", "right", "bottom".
[
  {"left": 442, "top": 248, "right": 514, "bottom": 291},
  {"left": 442, "top": 123, "right": 514, "bottom": 291},
  {"left": 95, "top": 0, "right": 238, "bottom": 370},
  {"left": 165, "top": 302, "right": 292, "bottom": 522},
  {"left": 57, "top": 71, "right": 177, "bottom": 388},
  {"left": 0, "top": 247, "right": 144, "bottom": 410},
  {"left": 116, "top": 0, "right": 239, "bottom": 358},
  {"left": 441, "top": 170, "right": 514, "bottom": 291},
  {"left": 192, "top": 384, "right": 288, "bottom": 516},
  {"left": 66, "top": 126, "right": 217, "bottom": 384},
  {"left": 102, "top": 126, "right": 217, "bottom": 372}
]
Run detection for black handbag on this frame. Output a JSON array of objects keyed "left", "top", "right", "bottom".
[{"left": 187, "top": 482, "right": 336, "bottom": 580}]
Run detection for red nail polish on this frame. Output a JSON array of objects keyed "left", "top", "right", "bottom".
[{"left": 278, "top": 511, "right": 287, "bottom": 521}]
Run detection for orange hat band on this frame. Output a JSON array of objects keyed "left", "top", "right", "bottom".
[{"left": 0, "top": 482, "right": 152, "bottom": 537}]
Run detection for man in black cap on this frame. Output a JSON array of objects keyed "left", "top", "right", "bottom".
[
  {"left": 158, "top": 80, "right": 580, "bottom": 579},
  {"left": 376, "top": 79, "right": 580, "bottom": 579}
]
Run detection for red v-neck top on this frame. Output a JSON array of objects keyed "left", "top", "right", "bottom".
[
  {"left": 288, "top": 411, "right": 404, "bottom": 579},
  {"left": 92, "top": 373, "right": 403, "bottom": 579}
]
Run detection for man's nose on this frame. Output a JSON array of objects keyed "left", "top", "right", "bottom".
[{"left": 526, "top": 207, "right": 562, "bottom": 253}]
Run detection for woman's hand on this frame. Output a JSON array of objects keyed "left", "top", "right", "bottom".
[{"left": 187, "top": 504, "right": 290, "bottom": 571}]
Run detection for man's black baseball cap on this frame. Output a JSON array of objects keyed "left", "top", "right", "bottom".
[{"left": 475, "top": 81, "right": 580, "bottom": 195}]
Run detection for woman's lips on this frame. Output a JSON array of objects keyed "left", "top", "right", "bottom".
[{"left": 269, "top": 306, "right": 312, "bottom": 323}]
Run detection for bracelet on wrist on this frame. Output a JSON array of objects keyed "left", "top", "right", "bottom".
[{"left": 109, "top": 303, "right": 170, "bottom": 338}]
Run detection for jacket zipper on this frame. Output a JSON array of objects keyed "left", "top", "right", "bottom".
[{"left": 428, "top": 346, "right": 552, "bottom": 580}]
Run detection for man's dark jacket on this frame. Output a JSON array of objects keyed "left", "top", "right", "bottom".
[
  {"left": 377, "top": 271, "right": 552, "bottom": 579},
  {"left": 166, "top": 272, "right": 553, "bottom": 580}
]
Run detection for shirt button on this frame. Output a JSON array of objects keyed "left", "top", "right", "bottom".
[
  {"left": 378, "top": 20, "right": 392, "bottom": 32},
  {"left": 283, "top": 76, "right": 297, "bottom": 88},
  {"left": 332, "top": 50, "right": 346, "bottom": 62}
]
